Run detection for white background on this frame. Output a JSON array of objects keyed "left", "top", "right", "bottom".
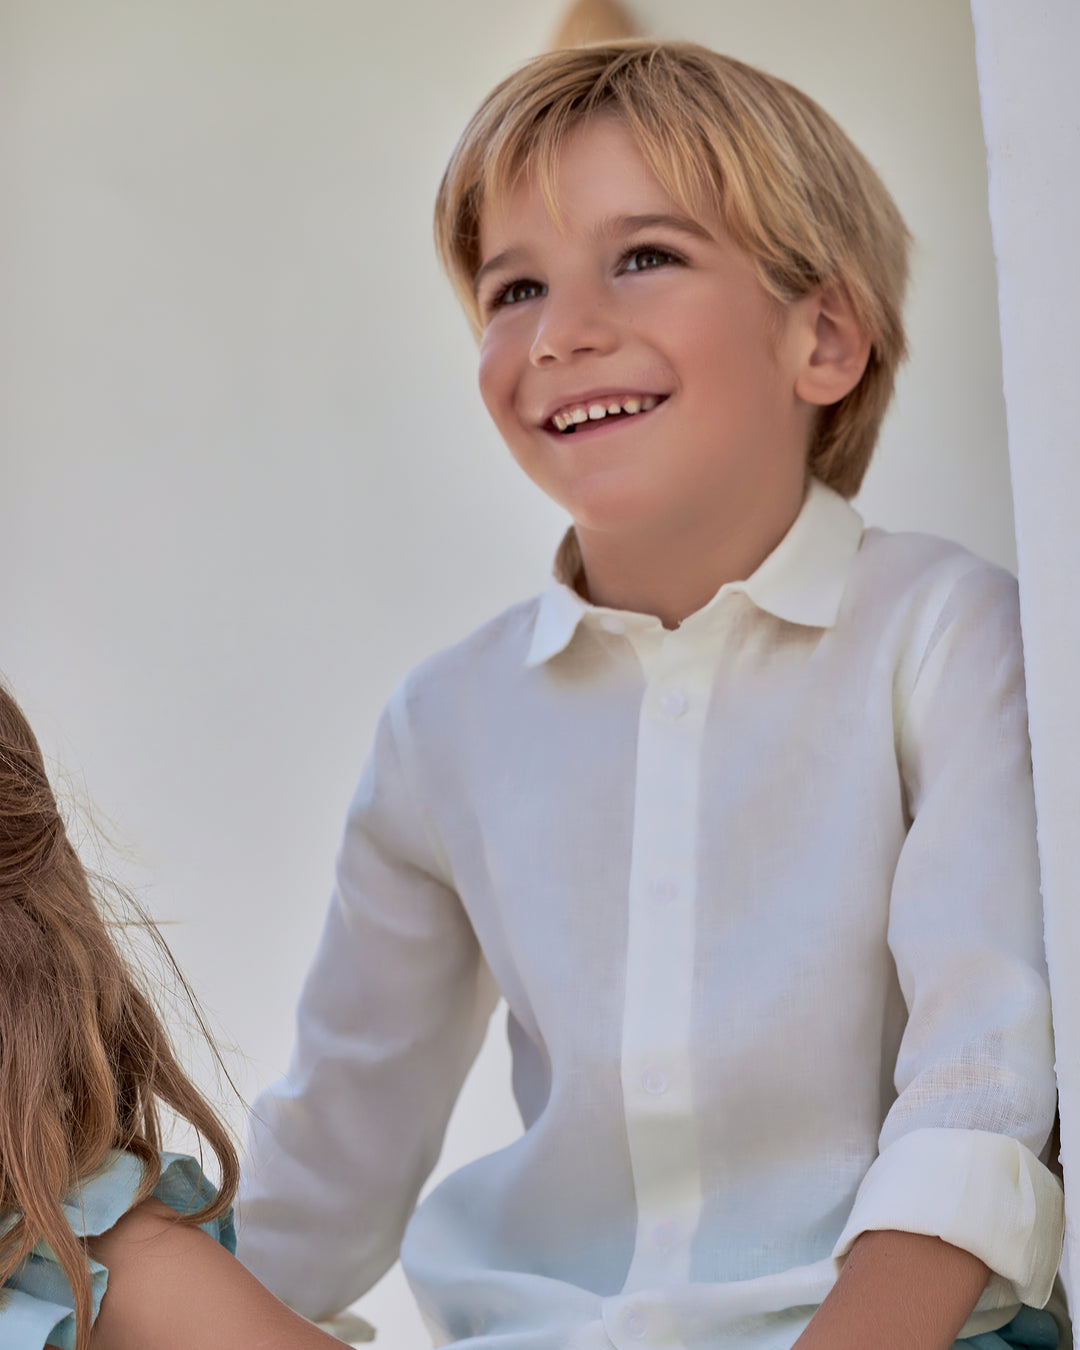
[
  {"left": 1, "top": 2, "right": 1011, "bottom": 1344},
  {"left": 970, "top": 2, "right": 1080, "bottom": 1336}
]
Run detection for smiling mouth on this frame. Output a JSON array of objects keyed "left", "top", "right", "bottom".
[{"left": 548, "top": 394, "right": 667, "bottom": 434}]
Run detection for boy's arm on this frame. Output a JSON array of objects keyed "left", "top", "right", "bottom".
[
  {"left": 826, "top": 563, "right": 1062, "bottom": 1327},
  {"left": 794, "top": 1231, "right": 989, "bottom": 1350},
  {"left": 236, "top": 687, "right": 499, "bottom": 1322}
]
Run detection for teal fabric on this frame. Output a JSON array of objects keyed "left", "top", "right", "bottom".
[
  {"left": 959, "top": 1307, "right": 1061, "bottom": 1348},
  {"left": 0, "top": 1149, "right": 235, "bottom": 1350}
]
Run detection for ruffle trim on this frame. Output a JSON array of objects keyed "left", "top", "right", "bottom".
[{"left": 0, "top": 1150, "right": 235, "bottom": 1350}]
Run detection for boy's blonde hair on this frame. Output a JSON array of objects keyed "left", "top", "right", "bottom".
[{"left": 434, "top": 40, "right": 911, "bottom": 498}]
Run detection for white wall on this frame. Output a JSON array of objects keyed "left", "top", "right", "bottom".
[
  {"left": 0, "top": 2, "right": 1008, "bottom": 1344},
  {"left": 971, "top": 3, "right": 1080, "bottom": 1337}
]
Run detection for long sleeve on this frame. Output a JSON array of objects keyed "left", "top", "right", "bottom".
[
  {"left": 833, "top": 563, "right": 1063, "bottom": 1312},
  {"left": 235, "top": 685, "right": 499, "bottom": 1321}
]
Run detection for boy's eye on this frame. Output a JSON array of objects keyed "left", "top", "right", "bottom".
[
  {"left": 492, "top": 278, "right": 546, "bottom": 309},
  {"left": 623, "top": 246, "right": 680, "bottom": 272}
]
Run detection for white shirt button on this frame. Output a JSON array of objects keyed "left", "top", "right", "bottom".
[
  {"left": 658, "top": 689, "right": 688, "bottom": 718},
  {"left": 621, "top": 1308, "right": 648, "bottom": 1340},
  {"left": 599, "top": 615, "right": 625, "bottom": 635},
  {"left": 650, "top": 879, "right": 678, "bottom": 906},
  {"left": 641, "top": 1065, "right": 669, "bottom": 1095}
]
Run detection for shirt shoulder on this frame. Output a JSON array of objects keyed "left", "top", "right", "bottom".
[
  {"left": 846, "top": 525, "right": 1019, "bottom": 635},
  {"left": 854, "top": 524, "right": 1014, "bottom": 592},
  {"left": 386, "top": 594, "right": 544, "bottom": 740},
  {"left": 846, "top": 527, "right": 1023, "bottom": 721}
]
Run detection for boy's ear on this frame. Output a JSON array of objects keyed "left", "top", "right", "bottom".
[{"left": 793, "top": 284, "right": 872, "bottom": 408}]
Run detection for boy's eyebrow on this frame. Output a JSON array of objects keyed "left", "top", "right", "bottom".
[
  {"left": 473, "top": 213, "right": 715, "bottom": 297},
  {"left": 607, "top": 212, "right": 715, "bottom": 243}
]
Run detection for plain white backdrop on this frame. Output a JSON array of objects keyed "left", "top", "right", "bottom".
[
  {"left": 1, "top": 2, "right": 1012, "bottom": 1344},
  {"left": 971, "top": 2, "right": 1080, "bottom": 1335}
]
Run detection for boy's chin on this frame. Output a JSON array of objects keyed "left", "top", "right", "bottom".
[{"left": 563, "top": 489, "right": 686, "bottom": 542}]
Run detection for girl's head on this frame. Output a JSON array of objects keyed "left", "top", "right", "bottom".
[
  {"left": 0, "top": 684, "right": 237, "bottom": 1350},
  {"left": 434, "top": 40, "right": 911, "bottom": 497}
]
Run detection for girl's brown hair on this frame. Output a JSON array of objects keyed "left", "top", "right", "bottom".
[
  {"left": 0, "top": 685, "right": 239, "bottom": 1350},
  {"left": 434, "top": 40, "right": 912, "bottom": 497}
]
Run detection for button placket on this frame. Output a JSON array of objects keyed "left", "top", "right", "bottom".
[{"left": 620, "top": 649, "right": 709, "bottom": 1289}]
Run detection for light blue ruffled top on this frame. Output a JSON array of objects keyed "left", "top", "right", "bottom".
[{"left": 0, "top": 1149, "right": 234, "bottom": 1350}]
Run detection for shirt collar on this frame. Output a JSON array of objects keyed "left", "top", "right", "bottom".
[{"left": 524, "top": 479, "right": 865, "bottom": 667}]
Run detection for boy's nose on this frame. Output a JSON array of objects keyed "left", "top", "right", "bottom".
[{"left": 528, "top": 286, "right": 620, "bottom": 366}]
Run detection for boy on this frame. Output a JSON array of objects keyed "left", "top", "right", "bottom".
[{"left": 237, "top": 42, "right": 1064, "bottom": 1350}]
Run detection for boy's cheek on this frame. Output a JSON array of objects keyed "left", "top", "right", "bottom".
[
  {"left": 476, "top": 337, "right": 501, "bottom": 409},
  {"left": 477, "top": 343, "right": 521, "bottom": 436}
]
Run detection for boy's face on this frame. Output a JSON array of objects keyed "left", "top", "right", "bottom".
[{"left": 474, "top": 117, "right": 818, "bottom": 550}]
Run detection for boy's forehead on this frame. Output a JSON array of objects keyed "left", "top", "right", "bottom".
[{"left": 476, "top": 118, "right": 719, "bottom": 260}]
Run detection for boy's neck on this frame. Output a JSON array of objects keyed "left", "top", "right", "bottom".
[{"left": 572, "top": 478, "right": 808, "bottom": 630}]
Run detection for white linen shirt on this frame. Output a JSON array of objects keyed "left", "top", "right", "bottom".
[{"left": 238, "top": 481, "right": 1063, "bottom": 1350}]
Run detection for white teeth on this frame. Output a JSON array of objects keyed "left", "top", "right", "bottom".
[{"left": 549, "top": 395, "right": 661, "bottom": 430}]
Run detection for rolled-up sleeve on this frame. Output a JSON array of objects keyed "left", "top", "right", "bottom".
[
  {"left": 236, "top": 683, "right": 498, "bottom": 1321},
  {"left": 833, "top": 563, "right": 1063, "bottom": 1310}
]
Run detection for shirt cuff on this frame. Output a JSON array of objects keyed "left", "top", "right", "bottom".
[{"left": 832, "top": 1127, "right": 1064, "bottom": 1308}]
